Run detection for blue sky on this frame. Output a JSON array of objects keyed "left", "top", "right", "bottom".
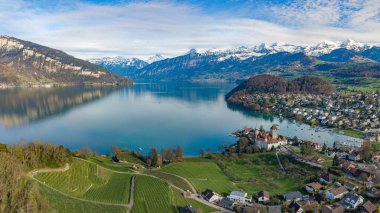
[{"left": 1, "top": 0, "right": 379, "bottom": 59}]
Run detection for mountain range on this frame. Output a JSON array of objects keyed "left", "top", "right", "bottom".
[
  {"left": 0, "top": 36, "right": 132, "bottom": 86},
  {"left": 90, "top": 40, "right": 380, "bottom": 83}
]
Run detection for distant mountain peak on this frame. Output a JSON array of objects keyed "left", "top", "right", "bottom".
[
  {"left": 187, "top": 48, "right": 197, "bottom": 55},
  {"left": 146, "top": 54, "right": 165, "bottom": 64}
]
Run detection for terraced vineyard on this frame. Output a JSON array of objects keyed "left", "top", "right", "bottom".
[
  {"left": 132, "top": 176, "right": 174, "bottom": 213},
  {"left": 161, "top": 161, "right": 237, "bottom": 195},
  {"left": 35, "top": 159, "right": 132, "bottom": 204},
  {"left": 39, "top": 184, "right": 127, "bottom": 213}
]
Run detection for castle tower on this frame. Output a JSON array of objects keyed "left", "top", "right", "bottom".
[{"left": 270, "top": 124, "right": 278, "bottom": 139}]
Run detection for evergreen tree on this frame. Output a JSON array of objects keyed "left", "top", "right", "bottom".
[{"left": 332, "top": 154, "right": 340, "bottom": 167}]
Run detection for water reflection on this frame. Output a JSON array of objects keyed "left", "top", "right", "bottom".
[{"left": 0, "top": 86, "right": 121, "bottom": 128}]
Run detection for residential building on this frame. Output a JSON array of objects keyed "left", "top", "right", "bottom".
[
  {"left": 201, "top": 189, "right": 221, "bottom": 203},
  {"left": 342, "top": 193, "right": 364, "bottom": 209},
  {"left": 305, "top": 182, "right": 322, "bottom": 192},
  {"left": 258, "top": 191, "right": 270, "bottom": 202},
  {"left": 325, "top": 186, "right": 348, "bottom": 200},
  {"left": 217, "top": 198, "right": 235, "bottom": 210},
  {"left": 321, "top": 204, "right": 345, "bottom": 213},
  {"left": 227, "top": 191, "right": 251, "bottom": 203},
  {"left": 283, "top": 191, "right": 303, "bottom": 202},
  {"left": 358, "top": 200, "right": 377, "bottom": 213}
]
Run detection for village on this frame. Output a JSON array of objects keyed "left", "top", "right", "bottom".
[
  {"left": 235, "top": 92, "right": 380, "bottom": 139},
  {"left": 182, "top": 125, "right": 380, "bottom": 213}
]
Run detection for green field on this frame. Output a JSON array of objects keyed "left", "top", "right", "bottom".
[
  {"left": 221, "top": 153, "right": 317, "bottom": 195},
  {"left": 35, "top": 159, "right": 132, "bottom": 204},
  {"left": 132, "top": 176, "right": 174, "bottom": 213},
  {"left": 161, "top": 160, "right": 237, "bottom": 195},
  {"left": 39, "top": 184, "right": 127, "bottom": 213},
  {"left": 145, "top": 170, "right": 194, "bottom": 192}
]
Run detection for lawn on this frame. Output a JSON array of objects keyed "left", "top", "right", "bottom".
[
  {"left": 35, "top": 158, "right": 132, "bottom": 204},
  {"left": 145, "top": 170, "right": 194, "bottom": 192},
  {"left": 39, "top": 183, "right": 127, "bottom": 213},
  {"left": 341, "top": 129, "right": 365, "bottom": 139},
  {"left": 160, "top": 161, "right": 237, "bottom": 195},
  {"left": 132, "top": 176, "right": 174, "bottom": 213}
]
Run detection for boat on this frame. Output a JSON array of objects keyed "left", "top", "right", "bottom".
[{"left": 138, "top": 147, "right": 143, "bottom": 151}]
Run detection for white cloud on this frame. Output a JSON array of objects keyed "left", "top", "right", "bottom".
[{"left": 0, "top": 0, "right": 379, "bottom": 59}]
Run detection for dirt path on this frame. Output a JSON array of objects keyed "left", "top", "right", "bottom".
[
  {"left": 276, "top": 149, "right": 286, "bottom": 172},
  {"left": 28, "top": 163, "right": 70, "bottom": 177}
]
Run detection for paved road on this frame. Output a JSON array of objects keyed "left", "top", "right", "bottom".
[{"left": 126, "top": 176, "right": 136, "bottom": 213}]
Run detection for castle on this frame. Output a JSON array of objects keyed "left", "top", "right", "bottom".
[{"left": 244, "top": 125, "right": 287, "bottom": 150}]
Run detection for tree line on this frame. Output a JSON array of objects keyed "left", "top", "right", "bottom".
[{"left": 0, "top": 141, "right": 72, "bottom": 213}]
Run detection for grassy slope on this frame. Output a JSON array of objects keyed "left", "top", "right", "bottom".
[
  {"left": 161, "top": 153, "right": 319, "bottom": 196},
  {"left": 161, "top": 160, "right": 237, "bottom": 195},
  {"left": 145, "top": 170, "right": 194, "bottom": 192},
  {"left": 35, "top": 159, "right": 132, "bottom": 204}
]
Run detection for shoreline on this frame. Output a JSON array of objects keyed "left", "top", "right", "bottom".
[
  {"left": 0, "top": 82, "right": 134, "bottom": 90},
  {"left": 226, "top": 102, "right": 366, "bottom": 140}
]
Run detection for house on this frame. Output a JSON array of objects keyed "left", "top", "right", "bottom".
[
  {"left": 111, "top": 155, "right": 120, "bottom": 162},
  {"left": 180, "top": 205, "right": 196, "bottom": 213},
  {"left": 367, "top": 187, "right": 380, "bottom": 198},
  {"left": 201, "top": 189, "right": 221, "bottom": 203},
  {"left": 321, "top": 204, "right": 345, "bottom": 213},
  {"left": 227, "top": 191, "right": 251, "bottom": 203},
  {"left": 258, "top": 191, "right": 270, "bottom": 202},
  {"left": 182, "top": 190, "right": 191, "bottom": 198},
  {"left": 348, "top": 150, "right": 361, "bottom": 161},
  {"left": 288, "top": 200, "right": 319, "bottom": 213},
  {"left": 288, "top": 201, "right": 303, "bottom": 213},
  {"left": 305, "top": 182, "right": 322, "bottom": 192},
  {"left": 325, "top": 186, "right": 348, "bottom": 200},
  {"left": 358, "top": 200, "right": 377, "bottom": 213},
  {"left": 242, "top": 204, "right": 267, "bottom": 213},
  {"left": 320, "top": 173, "right": 336, "bottom": 184},
  {"left": 310, "top": 156, "right": 325, "bottom": 164},
  {"left": 283, "top": 191, "right": 303, "bottom": 202},
  {"left": 267, "top": 205, "right": 281, "bottom": 213},
  {"left": 355, "top": 168, "right": 376, "bottom": 182},
  {"left": 342, "top": 193, "right": 364, "bottom": 209},
  {"left": 344, "top": 182, "right": 359, "bottom": 191},
  {"left": 217, "top": 198, "right": 235, "bottom": 210}
]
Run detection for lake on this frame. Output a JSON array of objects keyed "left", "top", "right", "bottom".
[{"left": 0, "top": 82, "right": 362, "bottom": 155}]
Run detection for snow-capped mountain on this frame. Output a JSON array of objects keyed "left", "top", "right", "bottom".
[
  {"left": 193, "top": 39, "right": 373, "bottom": 60},
  {"left": 89, "top": 56, "right": 148, "bottom": 76},
  {"left": 90, "top": 39, "right": 379, "bottom": 81},
  {"left": 304, "top": 39, "right": 370, "bottom": 56},
  {"left": 89, "top": 56, "right": 147, "bottom": 69},
  {"left": 146, "top": 54, "right": 165, "bottom": 64}
]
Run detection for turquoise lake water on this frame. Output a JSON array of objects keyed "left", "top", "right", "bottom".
[{"left": 0, "top": 82, "right": 361, "bottom": 155}]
